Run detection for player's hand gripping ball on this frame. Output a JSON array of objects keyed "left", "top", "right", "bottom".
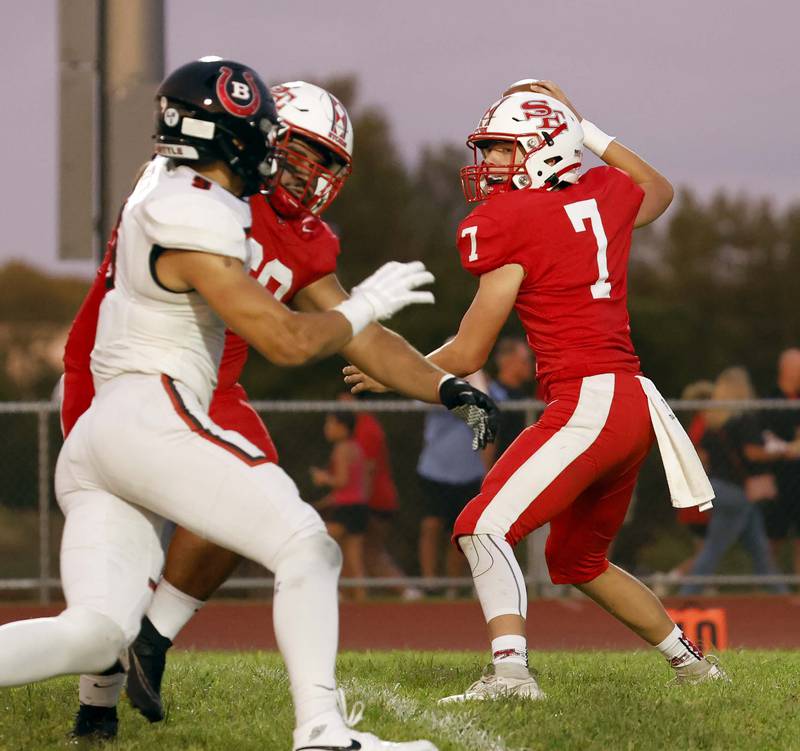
[{"left": 502, "top": 79, "right": 582, "bottom": 121}]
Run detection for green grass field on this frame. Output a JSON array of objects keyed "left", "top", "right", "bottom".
[{"left": 1, "top": 651, "right": 798, "bottom": 751}]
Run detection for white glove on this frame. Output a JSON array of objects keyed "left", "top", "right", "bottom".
[
  {"left": 334, "top": 261, "right": 435, "bottom": 336},
  {"left": 354, "top": 260, "right": 435, "bottom": 319}
]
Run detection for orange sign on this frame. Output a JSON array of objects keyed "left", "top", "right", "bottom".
[{"left": 667, "top": 608, "right": 728, "bottom": 651}]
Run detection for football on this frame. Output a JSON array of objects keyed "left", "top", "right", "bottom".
[{"left": 503, "top": 78, "right": 541, "bottom": 96}]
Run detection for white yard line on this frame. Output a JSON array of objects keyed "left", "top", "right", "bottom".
[{"left": 347, "top": 679, "right": 516, "bottom": 751}]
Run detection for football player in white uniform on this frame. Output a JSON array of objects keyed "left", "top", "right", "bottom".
[
  {"left": 0, "top": 58, "right": 495, "bottom": 751},
  {"left": 63, "top": 78, "right": 495, "bottom": 746}
]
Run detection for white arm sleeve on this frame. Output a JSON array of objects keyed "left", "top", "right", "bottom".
[{"left": 140, "top": 193, "right": 249, "bottom": 262}]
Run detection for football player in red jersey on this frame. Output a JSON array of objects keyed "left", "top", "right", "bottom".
[
  {"left": 66, "top": 81, "right": 495, "bottom": 745},
  {"left": 346, "top": 80, "right": 725, "bottom": 699}
]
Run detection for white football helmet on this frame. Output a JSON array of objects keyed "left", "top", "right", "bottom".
[
  {"left": 460, "top": 92, "right": 583, "bottom": 202},
  {"left": 269, "top": 81, "right": 354, "bottom": 216}
]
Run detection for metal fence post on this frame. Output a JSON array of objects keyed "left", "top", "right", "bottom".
[{"left": 37, "top": 409, "right": 51, "bottom": 604}]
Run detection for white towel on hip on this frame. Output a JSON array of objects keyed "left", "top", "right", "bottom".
[{"left": 636, "top": 376, "right": 714, "bottom": 511}]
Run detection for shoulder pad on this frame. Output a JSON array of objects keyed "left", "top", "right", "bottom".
[{"left": 139, "top": 191, "right": 249, "bottom": 261}]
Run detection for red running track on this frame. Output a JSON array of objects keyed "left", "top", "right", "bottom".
[{"left": 1, "top": 595, "right": 799, "bottom": 650}]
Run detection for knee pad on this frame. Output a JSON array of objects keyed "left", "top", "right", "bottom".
[
  {"left": 57, "top": 606, "right": 127, "bottom": 674},
  {"left": 458, "top": 534, "right": 496, "bottom": 577},
  {"left": 459, "top": 534, "right": 527, "bottom": 622},
  {"left": 274, "top": 532, "right": 342, "bottom": 581}
]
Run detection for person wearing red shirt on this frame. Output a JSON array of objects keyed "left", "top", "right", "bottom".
[
  {"left": 346, "top": 79, "right": 724, "bottom": 700},
  {"left": 358, "top": 411, "right": 400, "bottom": 516},
  {"left": 311, "top": 411, "right": 369, "bottom": 601},
  {"left": 336, "top": 392, "right": 419, "bottom": 597}
]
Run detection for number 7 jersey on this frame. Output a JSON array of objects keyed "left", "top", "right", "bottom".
[{"left": 457, "top": 166, "right": 644, "bottom": 394}]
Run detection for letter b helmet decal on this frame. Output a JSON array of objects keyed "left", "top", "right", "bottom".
[{"left": 216, "top": 66, "right": 261, "bottom": 117}]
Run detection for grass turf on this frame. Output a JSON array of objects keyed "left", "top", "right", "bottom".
[{"left": 1, "top": 650, "right": 798, "bottom": 750}]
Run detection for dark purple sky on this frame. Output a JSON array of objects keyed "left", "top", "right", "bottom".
[{"left": 3, "top": 0, "right": 798, "bottom": 275}]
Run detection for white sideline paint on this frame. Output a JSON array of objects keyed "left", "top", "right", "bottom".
[{"left": 347, "top": 679, "right": 514, "bottom": 751}]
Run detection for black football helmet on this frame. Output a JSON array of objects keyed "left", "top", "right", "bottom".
[{"left": 154, "top": 57, "right": 282, "bottom": 195}]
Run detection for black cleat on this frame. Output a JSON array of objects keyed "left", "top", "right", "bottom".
[
  {"left": 70, "top": 703, "right": 118, "bottom": 741},
  {"left": 126, "top": 616, "right": 172, "bottom": 723}
]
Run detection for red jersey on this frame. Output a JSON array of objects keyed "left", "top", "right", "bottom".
[
  {"left": 215, "top": 196, "right": 340, "bottom": 392},
  {"left": 457, "top": 167, "right": 644, "bottom": 397},
  {"left": 354, "top": 413, "right": 399, "bottom": 512},
  {"left": 62, "top": 195, "right": 340, "bottom": 437}
]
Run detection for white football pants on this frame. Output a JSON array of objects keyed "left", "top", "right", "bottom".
[{"left": 0, "top": 373, "right": 329, "bottom": 691}]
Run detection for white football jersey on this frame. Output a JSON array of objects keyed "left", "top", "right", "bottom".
[{"left": 91, "top": 157, "right": 252, "bottom": 408}]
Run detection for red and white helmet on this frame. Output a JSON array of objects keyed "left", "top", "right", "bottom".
[
  {"left": 269, "top": 81, "right": 354, "bottom": 216},
  {"left": 460, "top": 92, "right": 583, "bottom": 202}
]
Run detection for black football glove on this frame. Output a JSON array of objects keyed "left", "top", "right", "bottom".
[{"left": 438, "top": 375, "right": 499, "bottom": 450}]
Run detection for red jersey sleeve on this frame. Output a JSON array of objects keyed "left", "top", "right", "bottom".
[
  {"left": 602, "top": 166, "right": 645, "bottom": 223},
  {"left": 61, "top": 250, "right": 113, "bottom": 437},
  {"left": 457, "top": 211, "right": 517, "bottom": 277}
]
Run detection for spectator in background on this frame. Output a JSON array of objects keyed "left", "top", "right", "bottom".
[
  {"left": 311, "top": 412, "right": 368, "bottom": 601},
  {"left": 336, "top": 392, "right": 421, "bottom": 600},
  {"left": 679, "top": 367, "right": 786, "bottom": 595},
  {"left": 761, "top": 348, "right": 800, "bottom": 575},
  {"left": 670, "top": 380, "right": 715, "bottom": 578},
  {"left": 417, "top": 370, "right": 491, "bottom": 595},
  {"left": 487, "top": 337, "right": 535, "bottom": 465}
]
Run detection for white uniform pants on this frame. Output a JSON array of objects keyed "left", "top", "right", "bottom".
[{"left": 56, "top": 373, "right": 324, "bottom": 643}]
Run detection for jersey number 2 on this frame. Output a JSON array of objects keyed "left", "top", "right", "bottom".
[{"left": 564, "top": 199, "right": 611, "bottom": 299}]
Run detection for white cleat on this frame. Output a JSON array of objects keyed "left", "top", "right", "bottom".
[
  {"left": 438, "top": 664, "right": 545, "bottom": 704},
  {"left": 672, "top": 655, "right": 730, "bottom": 685},
  {"left": 293, "top": 690, "right": 438, "bottom": 751}
]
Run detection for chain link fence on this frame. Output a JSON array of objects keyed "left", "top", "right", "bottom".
[{"left": 1, "top": 397, "right": 799, "bottom": 603}]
